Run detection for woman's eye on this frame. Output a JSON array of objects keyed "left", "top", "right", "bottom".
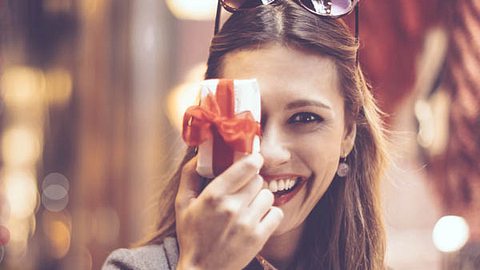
[{"left": 288, "top": 112, "right": 323, "bottom": 124}]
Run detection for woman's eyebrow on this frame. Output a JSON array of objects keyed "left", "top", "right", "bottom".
[{"left": 285, "top": 99, "right": 332, "bottom": 110}]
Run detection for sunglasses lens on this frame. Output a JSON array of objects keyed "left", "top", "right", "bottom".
[
  {"left": 299, "top": 0, "right": 356, "bottom": 17},
  {"left": 222, "top": 0, "right": 275, "bottom": 10}
]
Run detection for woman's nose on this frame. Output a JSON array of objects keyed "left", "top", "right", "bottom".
[{"left": 260, "top": 124, "right": 291, "bottom": 168}]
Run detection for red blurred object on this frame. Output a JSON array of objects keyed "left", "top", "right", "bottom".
[
  {"left": 0, "top": 225, "right": 10, "bottom": 245},
  {"left": 348, "top": 0, "right": 480, "bottom": 242},
  {"left": 428, "top": 0, "right": 480, "bottom": 241},
  {"left": 345, "top": 0, "right": 442, "bottom": 119}
]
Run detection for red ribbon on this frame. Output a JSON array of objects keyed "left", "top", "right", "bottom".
[{"left": 182, "top": 79, "right": 261, "bottom": 175}]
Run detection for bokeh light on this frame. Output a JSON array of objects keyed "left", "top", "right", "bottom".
[
  {"left": 42, "top": 172, "right": 70, "bottom": 212},
  {"left": 79, "top": 0, "right": 101, "bottom": 17},
  {"left": 41, "top": 192, "right": 68, "bottom": 212},
  {"left": 1, "top": 127, "right": 42, "bottom": 167},
  {"left": 0, "top": 64, "right": 45, "bottom": 268},
  {"left": 43, "top": 184, "right": 68, "bottom": 201},
  {"left": 42, "top": 211, "right": 72, "bottom": 259},
  {"left": 166, "top": 63, "right": 205, "bottom": 130},
  {"left": 4, "top": 171, "right": 38, "bottom": 219},
  {"left": 45, "top": 68, "right": 73, "bottom": 106},
  {"left": 166, "top": 0, "right": 217, "bottom": 20},
  {"left": 432, "top": 215, "right": 470, "bottom": 252},
  {"left": 42, "top": 172, "right": 70, "bottom": 192},
  {"left": 0, "top": 66, "right": 46, "bottom": 108},
  {"left": 6, "top": 217, "right": 33, "bottom": 258}
]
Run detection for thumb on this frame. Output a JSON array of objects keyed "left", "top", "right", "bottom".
[{"left": 175, "top": 157, "right": 203, "bottom": 210}]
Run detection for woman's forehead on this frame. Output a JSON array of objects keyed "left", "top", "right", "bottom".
[
  {"left": 221, "top": 45, "right": 337, "bottom": 81},
  {"left": 221, "top": 45, "right": 342, "bottom": 103}
]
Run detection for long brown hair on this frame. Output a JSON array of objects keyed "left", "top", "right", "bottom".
[{"left": 143, "top": 1, "right": 388, "bottom": 269}]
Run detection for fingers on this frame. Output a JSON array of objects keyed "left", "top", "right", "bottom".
[
  {"left": 176, "top": 157, "right": 203, "bottom": 210},
  {"left": 237, "top": 188, "right": 275, "bottom": 228},
  {"left": 245, "top": 189, "right": 274, "bottom": 221},
  {"left": 229, "top": 175, "right": 264, "bottom": 208},
  {"left": 177, "top": 153, "right": 263, "bottom": 212},
  {"left": 232, "top": 188, "right": 279, "bottom": 238},
  {"left": 204, "top": 153, "right": 263, "bottom": 196},
  {"left": 257, "top": 206, "right": 284, "bottom": 236}
]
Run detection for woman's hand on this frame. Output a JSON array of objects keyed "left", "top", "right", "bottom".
[{"left": 175, "top": 153, "right": 283, "bottom": 270}]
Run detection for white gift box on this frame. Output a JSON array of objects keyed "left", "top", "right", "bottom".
[{"left": 196, "top": 79, "right": 261, "bottom": 178}]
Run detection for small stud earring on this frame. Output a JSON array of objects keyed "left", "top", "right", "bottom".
[{"left": 336, "top": 156, "right": 350, "bottom": 177}]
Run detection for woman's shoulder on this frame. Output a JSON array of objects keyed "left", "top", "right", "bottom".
[{"left": 102, "top": 236, "right": 179, "bottom": 270}]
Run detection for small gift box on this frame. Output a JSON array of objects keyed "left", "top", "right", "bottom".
[{"left": 182, "top": 79, "right": 261, "bottom": 178}]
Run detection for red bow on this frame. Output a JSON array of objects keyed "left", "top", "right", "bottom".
[{"left": 182, "top": 93, "right": 261, "bottom": 153}]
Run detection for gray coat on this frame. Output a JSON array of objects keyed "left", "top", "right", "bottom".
[{"left": 102, "top": 237, "right": 179, "bottom": 270}]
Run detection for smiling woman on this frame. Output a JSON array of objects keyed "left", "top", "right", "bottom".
[
  {"left": 221, "top": 45, "right": 357, "bottom": 238},
  {"left": 103, "top": 1, "right": 388, "bottom": 269}
]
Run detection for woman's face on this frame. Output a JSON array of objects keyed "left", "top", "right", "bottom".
[{"left": 221, "top": 45, "right": 356, "bottom": 235}]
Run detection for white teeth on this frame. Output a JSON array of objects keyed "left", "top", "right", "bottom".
[
  {"left": 265, "top": 177, "right": 299, "bottom": 193},
  {"left": 288, "top": 179, "right": 295, "bottom": 189},
  {"left": 278, "top": 180, "right": 285, "bottom": 191},
  {"left": 285, "top": 179, "right": 291, "bottom": 190},
  {"left": 269, "top": 181, "right": 278, "bottom": 192}
]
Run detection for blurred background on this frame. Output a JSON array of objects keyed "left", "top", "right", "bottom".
[{"left": 0, "top": 0, "right": 478, "bottom": 269}]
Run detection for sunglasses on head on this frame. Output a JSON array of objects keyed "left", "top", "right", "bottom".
[{"left": 214, "top": 0, "right": 360, "bottom": 62}]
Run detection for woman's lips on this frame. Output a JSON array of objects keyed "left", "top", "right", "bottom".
[{"left": 261, "top": 175, "right": 307, "bottom": 206}]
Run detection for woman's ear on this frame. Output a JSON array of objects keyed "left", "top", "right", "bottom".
[{"left": 341, "top": 121, "right": 356, "bottom": 157}]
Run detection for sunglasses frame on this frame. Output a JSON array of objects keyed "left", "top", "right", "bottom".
[
  {"left": 214, "top": 0, "right": 360, "bottom": 64},
  {"left": 220, "top": 0, "right": 357, "bottom": 17}
]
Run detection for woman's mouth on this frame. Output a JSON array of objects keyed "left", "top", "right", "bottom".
[{"left": 262, "top": 176, "right": 307, "bottom": 206}]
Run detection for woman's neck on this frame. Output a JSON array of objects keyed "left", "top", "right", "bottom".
[{"left": 259, "top": 223, "right": 305, "bottom": 270}]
